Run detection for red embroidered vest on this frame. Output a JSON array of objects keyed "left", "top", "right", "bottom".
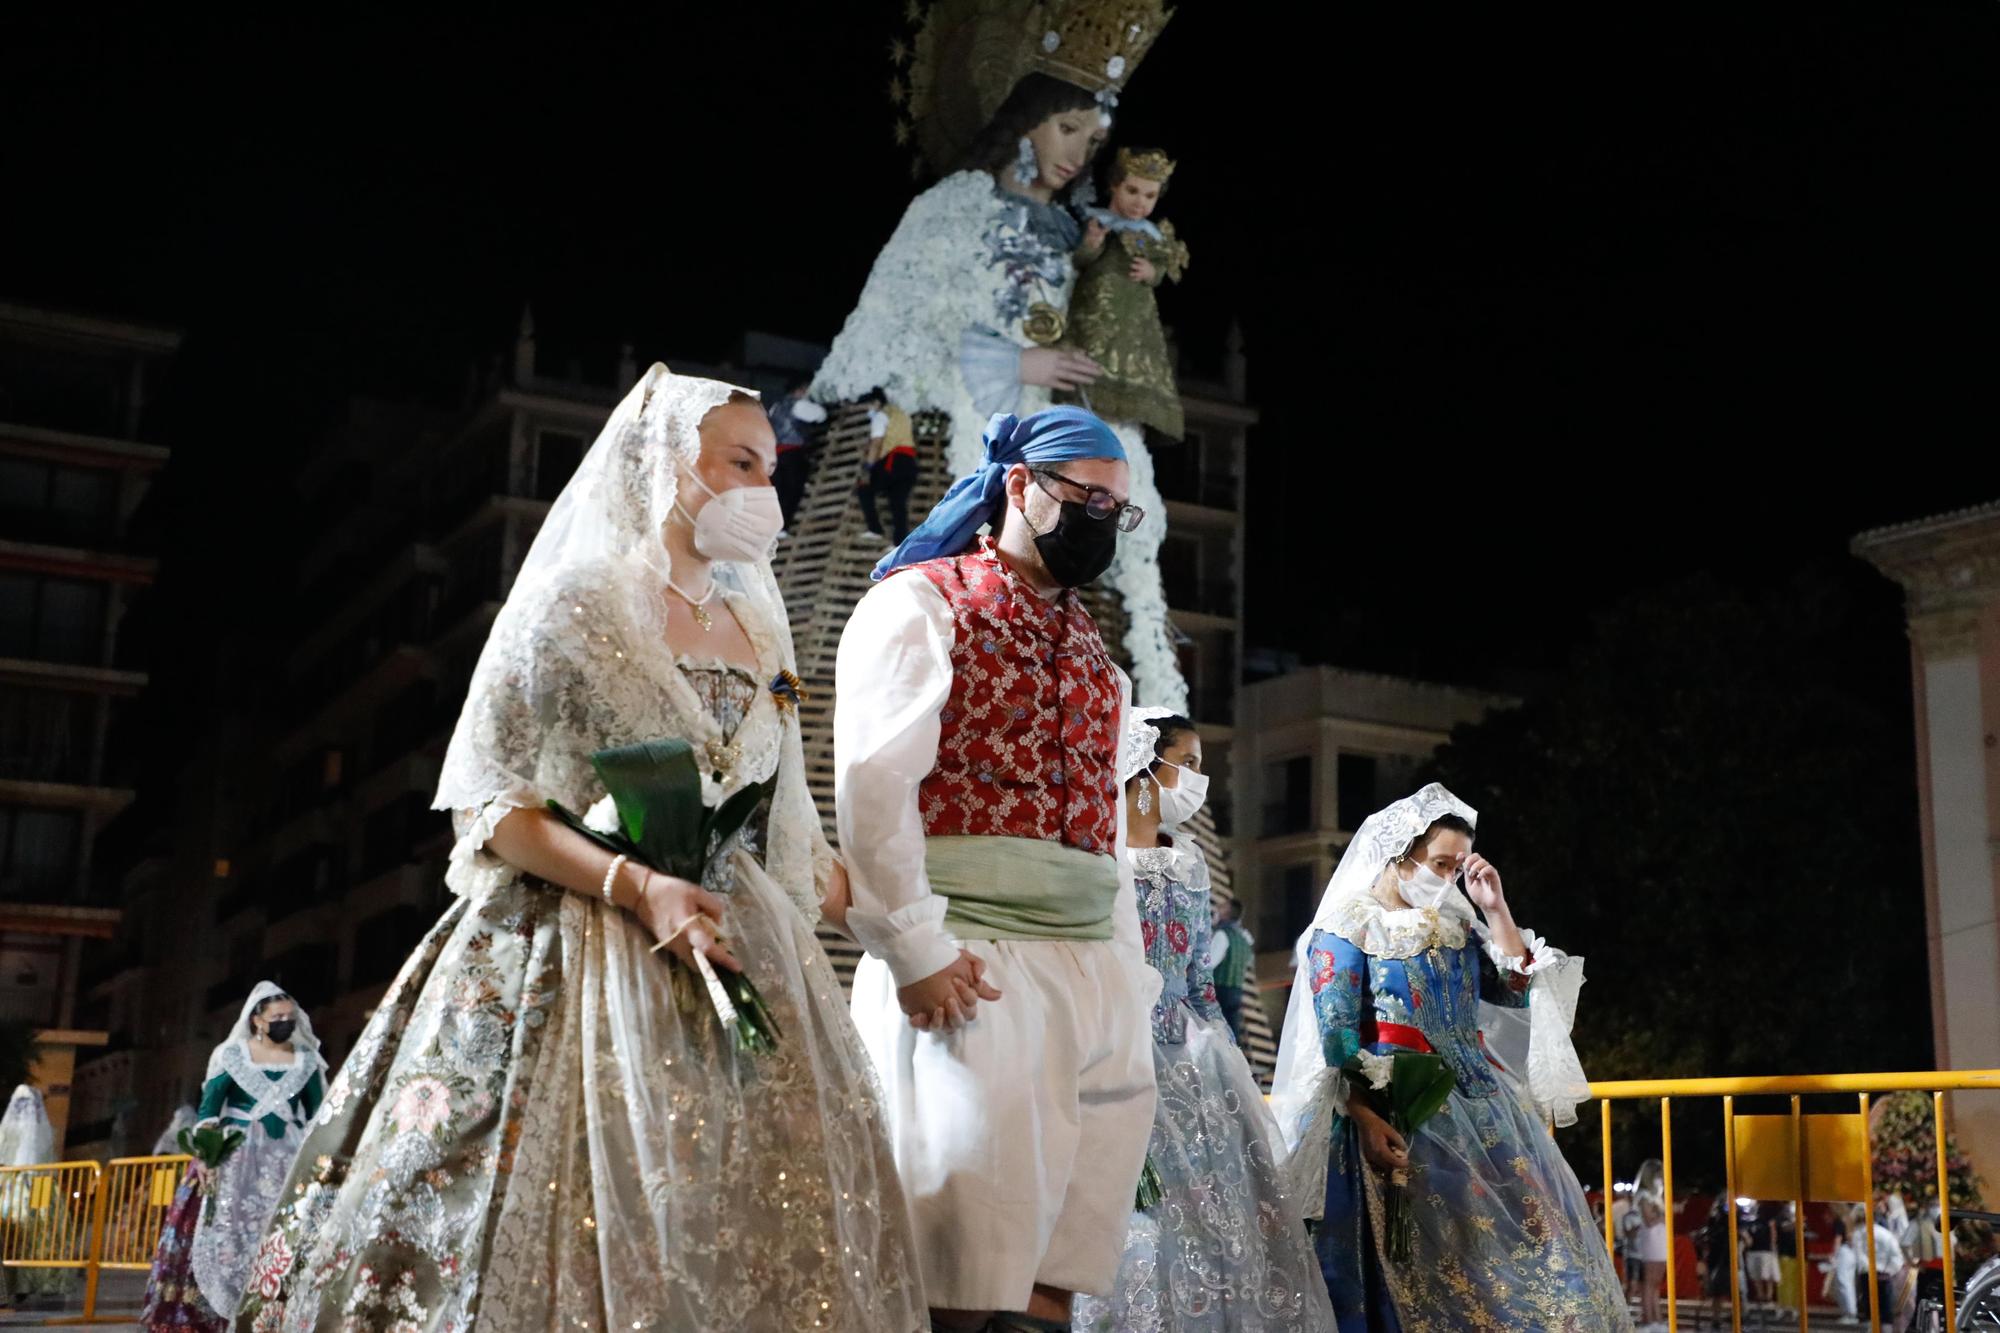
[{"left": 908, "top": 542, "right": 1122, "bottom": 856}]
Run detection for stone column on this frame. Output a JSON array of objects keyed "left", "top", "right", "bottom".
[{"left": 1855, "top": 505, "right": 2000, "bottom": 1183}]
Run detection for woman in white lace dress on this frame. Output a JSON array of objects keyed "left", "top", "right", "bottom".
[{"left": 233, "top": 366, "right": 927, "bottom": 1332}]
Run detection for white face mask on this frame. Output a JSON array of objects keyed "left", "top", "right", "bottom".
[
  {"left": 1397, "top": 859, "right": 1456, "bottom": 910},
  {"left": 1153, "top": 762, "right": 1209, "bottom": 829},
  {"left": 681, "top": 469, "right": 783, "bottom": 563}
]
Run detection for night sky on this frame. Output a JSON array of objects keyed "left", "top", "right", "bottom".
[{"left": 6, "top": 4, "right": 1996, "bottom": 697}]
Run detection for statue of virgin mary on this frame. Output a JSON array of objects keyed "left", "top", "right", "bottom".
[{"left": 812, "top": 0, "right": 1187, "bottom": 711}]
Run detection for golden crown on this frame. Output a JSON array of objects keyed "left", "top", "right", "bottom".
[
  {"left": 1026, "top": 0, "right": 1173, "bottom": 96},
  {"left": 895, "top": 0, "right": 1174, "bottom": 179},
  {"left": 1115, "top": 147, "right": 1175, "bottom": 182}
]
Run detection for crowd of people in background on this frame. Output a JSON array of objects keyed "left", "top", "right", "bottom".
[{"left": 1606, "top": 1182, "right": 1962, "bottom": 1330}]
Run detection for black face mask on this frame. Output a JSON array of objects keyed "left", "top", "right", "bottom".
[
  {"left": 1031, "top": 498, "right": 1119, "bottom": 588},
  {"left": 262, "top": 1019, "right": 296, "bottom": 1044}
]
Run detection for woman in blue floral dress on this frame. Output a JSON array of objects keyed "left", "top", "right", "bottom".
[
  {"left": 1270, "top": 784, "right": 1628, "bottom": 1333},
  {"left": 1074, "top": 711, "right": 1333, "bottom": 1332}
]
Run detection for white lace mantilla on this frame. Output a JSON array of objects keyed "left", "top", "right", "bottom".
[{"left": 438, "top": 560, "right": 826, "bottom": 923}]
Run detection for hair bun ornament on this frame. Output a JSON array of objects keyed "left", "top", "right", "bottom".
[{"left": 1119, "top": 703, "right": 1179, "bottom": 784}]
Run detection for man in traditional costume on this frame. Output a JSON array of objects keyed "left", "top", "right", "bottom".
[{"left": 837, "top": 406, "right": 1160, "bottom": 1332}]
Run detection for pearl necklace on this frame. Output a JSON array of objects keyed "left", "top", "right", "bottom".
[{"left": 665, "top": 575, "right": 717, "bottom": 631}]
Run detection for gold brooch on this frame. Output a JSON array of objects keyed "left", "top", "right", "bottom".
[
  {"left": 1023, "top": 302, "right": 1066, "bottom": 346},
  {"left": 704, "top": 738, "right": 743, "bottom": 783},
  {"left": 768, "top": 670, "right": 809, "bottom": 716}
]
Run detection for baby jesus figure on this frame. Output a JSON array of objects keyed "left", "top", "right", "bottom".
[{"left": 1062, "top": 146, "right": 1191, "bottom": 440}]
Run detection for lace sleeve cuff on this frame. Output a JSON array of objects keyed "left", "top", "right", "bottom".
[
  {"left": 1485, "top": 925, "right": 1560, "bottom": 977},
  {"left": 959, "top": 328, "right": 1023, "bottom": 420},
  {"left": 443, "top": 790, "right": 537, "bottom": 898}
]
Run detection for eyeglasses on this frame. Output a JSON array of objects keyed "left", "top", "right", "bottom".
[{"left": 1031, "top": 469, "right": 1146, "bottom": 532}]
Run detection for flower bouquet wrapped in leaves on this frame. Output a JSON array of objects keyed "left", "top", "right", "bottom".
[
  {"left": 549, "top": 739, "right": 782, "bottom": 1055},
  {"left": 1344, "top": 1049, "right": 1455, "bottom": 1264},
  {"left": 1135, "top": 1155, "right": 1165, "bottom": 1211},
  {"left": 177, "top": 1124, "right": 245, "bottom": 1222}
]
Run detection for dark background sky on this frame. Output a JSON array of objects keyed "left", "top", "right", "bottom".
[{"left": 5, "top": 4, "right": 1996, "bottom": 694}]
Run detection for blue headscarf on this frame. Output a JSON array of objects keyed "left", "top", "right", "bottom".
[{"left": 872, "top": 407, "right": 1126, "bottom": 580}]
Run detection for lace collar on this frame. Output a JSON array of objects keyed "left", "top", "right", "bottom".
[
  {"left": 216, "top": 1040, "right": 317, "bottom": 1124},
  {"left": 1127, "top": 838, "right": 1198, "bottom": 886},
  {"left": 1324, "top": 891, "right": 1473, "bottom": 961}
]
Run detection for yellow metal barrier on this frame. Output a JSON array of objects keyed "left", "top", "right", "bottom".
[
  {"left": 98, "top": 1156, "right": 193, "bottom": 1269},
  {"left": 0, "top": 1155, "right": 191, "bottom": 1323},
  {"left": 0, "top": 1160, "right": 101, "bottom": 1318},
  {"left": 1589, "top": 1070, "right": 2000, "bottom": 1333}
]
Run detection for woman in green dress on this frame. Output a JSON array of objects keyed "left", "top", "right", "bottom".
[{"left": 142, "top": 983, "right": 324, "bottom": 1329}]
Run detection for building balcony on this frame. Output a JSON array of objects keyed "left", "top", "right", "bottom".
[
  {"left": 0, "top": 904, "right": 119, "bottom": 942},
  {"left": 0, "top": 536, "right": 158, "bottom": 587},
  {"left": 1169, "top": 606, "right": 1237, "bottom": 637},
  {"left": 0, "top": 773, "right": 136, "bottom": 809},
  {"left": 0, "top": 420, "right": 170, "bottom": 473},
  {"left": 1162, "top": 497, "right": 1238, "bottom": 529}
]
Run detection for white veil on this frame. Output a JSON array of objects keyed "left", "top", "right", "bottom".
[
  {"left": 153, "top": 1104, "right": 198, "bottom": 1156},
  {"left": 203, "top": 980, "right": 326, "bottom": 1129},
  {"left": 432, "top": 364, "right": 830, "bottom": 917},
  {"left": 0, "top": 1085, "right": 53, "bottom": 1167}
]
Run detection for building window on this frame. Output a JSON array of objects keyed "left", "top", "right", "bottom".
[
  {"left": 0, "top": 685, "right": 95, "bottom": 783},
  {"left": 1261, "top": 756, "right": 1313, "bottom": 837},
  {"left": 1336, "top": 753, "right": 1380, "bottom": 833},
  {"left": 0, "top": 573, "right": 109, "bottom": 665},
  {"left": 47, "top": 466, "right": 116, "bottom": 533},
  {"left": 535, "top": 431, "right": 586, "bottom": 501},
  {"left": 1160, "top": 533, "right": 1199, "bottom": 610},
  {"left": 1259, "top": 861, "right": 1320, "bottom": 948},
  {"left": 0, "top": 574, "right": 29, "bottom": 655},
  {"left": 0, "top": 805, "right": 82, "bottom": 901},
  {"left": 39, "top": 578, "right": 105, "bottom": 663}
]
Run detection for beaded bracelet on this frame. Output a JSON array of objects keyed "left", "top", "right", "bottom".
[{"left": 601, "top": 853, "right": 629, "bottom": 907}]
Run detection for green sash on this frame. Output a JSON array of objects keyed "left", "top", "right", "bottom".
[{"left": 929, "top": 835, "right": 1119, "bottom": 942}]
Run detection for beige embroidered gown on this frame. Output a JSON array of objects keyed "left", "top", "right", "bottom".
[{"left": 233, "top": 561, "right": 926, "bottom": 1332}]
